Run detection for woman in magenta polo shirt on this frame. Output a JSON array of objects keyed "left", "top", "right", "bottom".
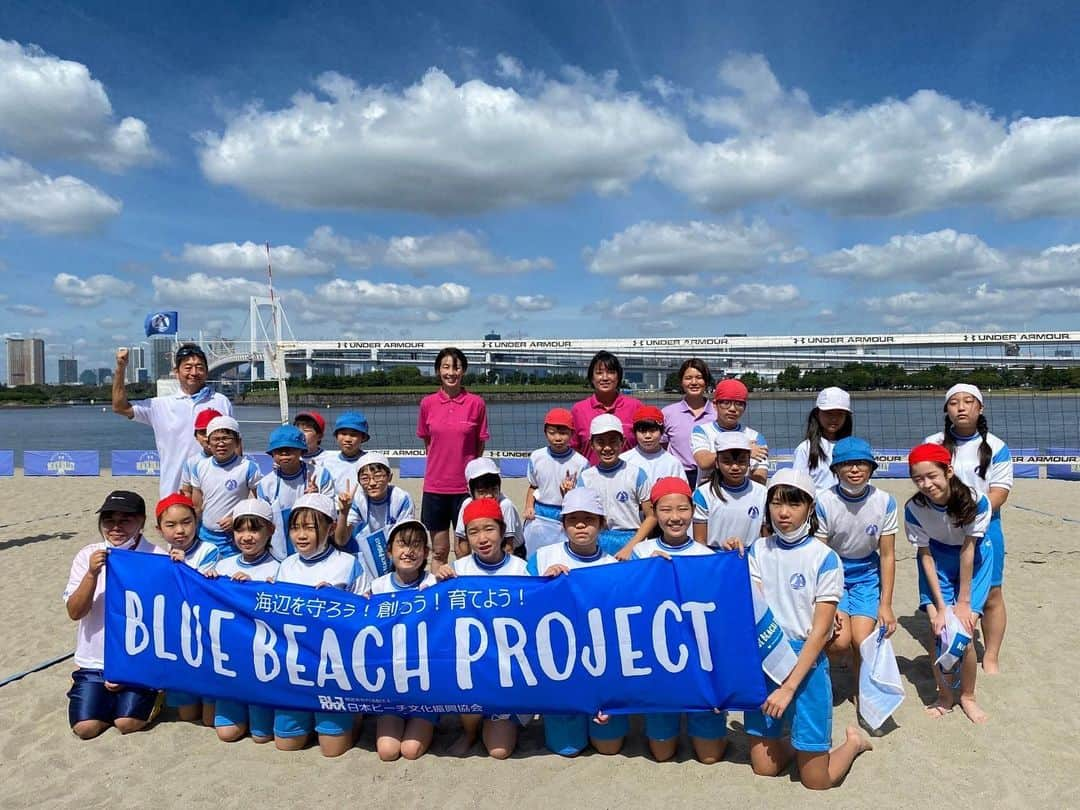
[
  {"left": 417, "top": 347, "right": 489, "bottom": 566},
  {"left": 570, "top": 351, "right": 643, "bottom": 465},
  {"left": 661, "top": 358, "right": 715, "bottom": 489}
]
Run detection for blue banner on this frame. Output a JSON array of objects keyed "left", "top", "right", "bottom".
[
  {"left": 145, "top": 311, "right": 179, "bottom": 336},
  {"left": 0, "top": 450, "right": 12, "bottom": 477},
  {"left": 1048, "top": 447, "right": 1080, "bottom": 481},
  {"left": 245, "top": 452, "right": 274, "bottom": 476},
  {"left": 111, "top": 450, "right": 161, "bottom": 476},
  {"left": 24, "top": 450, "right": 99, "bottom": 476},
  {"left": 104, "top": 550, "right": 767, "bottom": 717}
]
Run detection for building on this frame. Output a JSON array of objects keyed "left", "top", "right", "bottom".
[
  {"left": 79, "top": 369, "right": 99, "bottom": 386},
  {"left": 58, "top": 357, "right": 78, "bottom": 384},
  {"left": 124, "top": 346, "right": 147, "bottom": 384},
  {"left": 6, "top": 337, "right": 45, "bottom": 386},
  {"left": 96, "top": 367, "right": 112, "bottom": 385},
  {"left": 150, "top": 337, "right": 174, "bottom": 380}
]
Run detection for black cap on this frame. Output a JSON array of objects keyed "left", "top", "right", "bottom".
[
  {"left": 174, "top": 343, "right": 207, "bottom": 367},
  {"left": 97, "top": 490, "right": 147, "bottom": 515}
]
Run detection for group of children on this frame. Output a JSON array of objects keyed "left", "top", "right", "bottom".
[{"left": 65, "top": 379, "right": 1013, "bottom": 790}]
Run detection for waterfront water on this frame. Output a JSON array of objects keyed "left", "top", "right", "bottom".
[{"left": 1, "top": 391, "right": 1077, "bottom": 465}]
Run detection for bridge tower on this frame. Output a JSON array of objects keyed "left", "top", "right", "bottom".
[{"left": 249, "top": 296, "right": 295, "bottom": 382}]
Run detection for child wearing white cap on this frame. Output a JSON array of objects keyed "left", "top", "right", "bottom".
[
  {"left": 334, "top": 452, "right": 414, "bottom": 578},
  {"left": 452, "top": 457, "right": 523, "bottom": 558},
  {"left": 924, "top": 383, "right": 1012, "bottom": 674},
  {"left": 743, "top": 468, "right": 871, "bottom": 790},
  {"left": 189, "top": 416, "right": 262, "bottom": 557},
  {"left": 692, "top": 432, "right": 767, "bottom": 550},
  {"left": 792, "top": 387, "right": 853, "bottom": 493},
  {"left": 576, "top": 413, "right": 654, "bottom": 559},
  {"left": 527, "top": 488, "right": 625, "bottom": 757}
]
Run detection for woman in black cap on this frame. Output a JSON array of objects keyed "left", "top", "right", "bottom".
[{"left": 64, "top": 490, "right": 160, "bottom": 739}]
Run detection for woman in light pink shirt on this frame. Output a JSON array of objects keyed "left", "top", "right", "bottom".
[
  {"left": 416, "top": 347, "right": 489, "bottom": 566},
  {"left": 570, "top": 351, "right": 643, "bottom": 465}
]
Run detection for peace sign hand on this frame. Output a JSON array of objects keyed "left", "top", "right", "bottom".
[
  {"left": 305, "top": 472, "right": 319, "bottom": 494},
  {"left": 337, "top": 482, "right": 355, "bottom": 513}
]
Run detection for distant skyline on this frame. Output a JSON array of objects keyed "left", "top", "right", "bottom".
[{"left": 3, "top": 1, "right": 1080, "bottom": 381}]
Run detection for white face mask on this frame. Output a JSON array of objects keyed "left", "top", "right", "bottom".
[
  {"left": 775, "top": 519, "right": 811, "bottom": 543},
  {"left": 839, "top": 482, "right": 867, "bottom": 497}
]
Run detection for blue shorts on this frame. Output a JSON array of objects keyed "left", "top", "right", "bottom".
[
  {"left": 199, "top": 526, "right": 237, "bottom": 558},
  {"left": 215, "top": 700, "right": 274, "bottom": 738},
  {"left": 67, "top": 668, "right": 159, "bottom": 727},
  {"left": 987, "top": 514, "right": 1005, "bottom": 587},
  {"left": 598, "top": 528, "right": 634, "bottom": 557},
  {"left": 918, "top": 537, "right": 993, "bottom": 615},
  {"left": 534, "top": 501, "right": 562, "bottom": 521},
  {"left": 165, "top": 690, "right": 207, "bottom": 709},
  {"left": 744, "top": 642, "right": 832, "bottom": 753},
  {"left": 645, "top": 711, "right": 728, "bottom": 742},
  {"left": 838, "top": 553, "right": 880, "bottom": 619},
  {"left": 543, "top": 713, "right": 630, "bottom": 756},
  {"left": 273, "top": 709, "right": 352, "bottom": 738}
]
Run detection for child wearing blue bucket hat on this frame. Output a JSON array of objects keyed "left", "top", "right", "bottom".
[
  {"left": 321, "top": 411, "right": 371, "bottom": 495},
  {"left": 814, "top": 437, "right": 898, "bottom": 703},
  {"left": 257, "top": 424, "right": 335, "bottom": 558}
]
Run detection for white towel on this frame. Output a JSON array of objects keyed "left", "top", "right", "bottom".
[
  {"left": 935, "top": 607, "right": 973, "bottom": 673},
  {"left": 858, "top": 626, "right": 905, "bottom": 729},
  {"left": 522, "top": 515, "right": 565, "bottom": 556}
]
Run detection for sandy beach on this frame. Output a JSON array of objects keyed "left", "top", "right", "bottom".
[{"left": 1, "top": 474, "right": 1079, "bottom": 809}]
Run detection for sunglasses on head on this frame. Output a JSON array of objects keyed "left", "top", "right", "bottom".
[{"left": 175, "top": 345, "right": 206, "bottom": 364}]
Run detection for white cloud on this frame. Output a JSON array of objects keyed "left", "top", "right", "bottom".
[
  {"left": 312, "top": 278, "right": 470, "bottom": 311},
  {"left": 198, "top": 66, "right": 682, "bottom": 214},
  {"left": 864, "top": 283, "right": 1080, "bottom": 323},
  {"left": 0, "top": 157, "right": 121, "bottom": 234},
  {"left": 586, "top": 219, "right": 795, "bottom": 287},
  {"left": 0, "top": 39, "right": 154, "bottom": 170},
  {"left": 657, "top": 53, "right": 1080, "bottom": 218},
  {"left": 617, "top": 272, "right": 700, "bottom": 290},
  {"left": 495, "top": 54, "right": 524, "bottom": 80},
  {"left": 307, "top": 226, "right": 552, "bottom": 274},
  {"left": 152, "top": 273, "right": 268, "bottom": 307},
  {"left": 179, "top": 241, "right": 331, "bottom": 276},
  {"left": 514, "top": 294, "right": 553, "bottom": 311},
  {"left": 7, "top": 303, "right": 46, "bottom": 317},
  {"left": 53, "top": 272, "right": 135, "bottom": 306},
  {"left": 660, "top": 283, "right": 801, "bottom": 316}
]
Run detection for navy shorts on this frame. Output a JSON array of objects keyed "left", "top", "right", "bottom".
[
  {"left": 421, "top": 492, "right": 468, "bottom": 535},
  {"left": 67, "top": 668, "right": 159, "bottom": 727}
]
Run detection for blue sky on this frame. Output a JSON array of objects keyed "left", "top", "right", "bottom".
[{"left": 3, "top": 1, "right": 1080, "bottom": 380}]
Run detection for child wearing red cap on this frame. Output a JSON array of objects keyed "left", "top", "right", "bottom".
[
  {"left": 690, "top": 379, "right": 768, "bottom": 486},
  {"left": 905, "top": 443, "right": 993, "bottom": 724},
  {"left": 152, "top": 493, "right": 220, "bottom": 726},
  {"left": 523, "top": 408, "right": 589, "bottom": 551},
  {"left": 179, "top": 408, "right": 222, "bottom": 496},
  {"left": 436, "top": 498, "right": 528, "bottom": 759},
  {"left": 619, "top": 406, "right": 687, "bottom": 488},
  {"left": 632, "top": 477, "right": 726, "bottom": 764},
  {"left": 293, "top": 411, "right": 327, "bottom": 462}
]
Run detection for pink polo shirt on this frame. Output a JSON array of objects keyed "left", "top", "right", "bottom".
[
  {"left": 570, "top": 392, "right": 644, "bottom": 465},
  {"left": 417, "top": 388, "right": 489, "bottom": 494}
]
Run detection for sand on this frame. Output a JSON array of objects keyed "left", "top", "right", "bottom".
[{"left": 1, "top": 474, "right": 1079, "bottom": 809}]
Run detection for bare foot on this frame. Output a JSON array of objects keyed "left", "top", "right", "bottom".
[
  {"left": 982, "top": 658, "right": 1001, "bottom": 675},
  {"left": 959, "top": 695, "right": 989, "bottom": 724},
  {"left": 846, "top": 725, "right": 873, "bottom": 754},
  {"left": 447, "top": 733, "right": 477, "bottom": 757},
  {"left": 925, "top": 694, "right": 954, "bottom": 718}
]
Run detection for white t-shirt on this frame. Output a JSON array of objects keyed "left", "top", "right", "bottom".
[
  {"left": 276, "top": 545, "right": 369, "bottom": 593},
  {"left": 257, "top": 461, "right": 335, "bottom": 558},
  {"left": 319, "top": 450, "right": 368, "bottom": 496},
  {"left": 924, "top": 430, "right": 1013, "bottom": 502},
  {"left": 631, "top": 536, "right": 715, "bottom": 559},
  {"left": 215, "top": 550, "right": 280, "bottom": 581},
  {"left": 815, "top": 485, "right": 898, "bottom": 559},
  {"left": 526, "top": 542, "right": 616, "bottom": 576},
  {"left": 904, "top": 489, "right": 991, "bottom": 548},
  {"left": 64, "top": 536, "right": 157, "bottom": 669},
  {"left": 690, "top": 422, "right": 768, "bottom": 482},
  {"left": 153, "top": 540, "right": 220, "bottom": 574},
  {"left": 131, "top": 387, "right": 234, "bottom": 498},
  {"left": 748, "top": 533, "right": 844, "bottom": 641},
  {"left": 369, "top": 571, "right": 438, "bottom": 594},
  {"left": 345, "top": 485, "right": 414, "bottom": 577},
  {"left": 527, "top": 446, "right": 589, "bottom": 506},
  {"left": 692, "top": 478, "right": 767, "bottom": 548},
  {"left": 190, "top": 454, "right": 262, "bottom": 537},
  {"left": 454, "top": 494, "right": 522, "bottom": 544},
  {"left": 792, "top": 438, "right": 838, "bottom": 493},
  {"left": 576, "top": 461, "right": 650, "bottom": 531},
  {"left": 179, "top": 450, "right": 210, "bottom": 491},
  {"left": 619, "top": 446, "right": 687, "bottom": 487},
  {"left": 453, "top": 553, "right": 530, "bottom": 576}
]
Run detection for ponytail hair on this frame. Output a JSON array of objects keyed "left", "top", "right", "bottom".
[
  {"left": 911, "top": 462, "right": 978, "bottom": 527},
  {"left": 804, "top": 408, "right": 854, "bottom": 471},
  {"left": 942, "top": 413, "right": 991, "bottom": 480}
]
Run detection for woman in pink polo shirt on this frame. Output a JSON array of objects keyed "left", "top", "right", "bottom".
[
  {"left": 417, "top": 347, "right": 489, "bottom": 566},
  {"left": 570, "top": 351, "right": 643, "bottom": 465}
]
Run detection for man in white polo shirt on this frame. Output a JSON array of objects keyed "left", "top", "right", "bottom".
[{"left": 112, "top": 343, "right": 234, "bottom": 498}]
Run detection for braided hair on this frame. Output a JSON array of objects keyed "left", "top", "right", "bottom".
[
  {"left": 942, "top": 412, "right": 991, "bottom": 480},
  {"left": 804, "top": 408, "right": 853, "bottom": 471}
]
